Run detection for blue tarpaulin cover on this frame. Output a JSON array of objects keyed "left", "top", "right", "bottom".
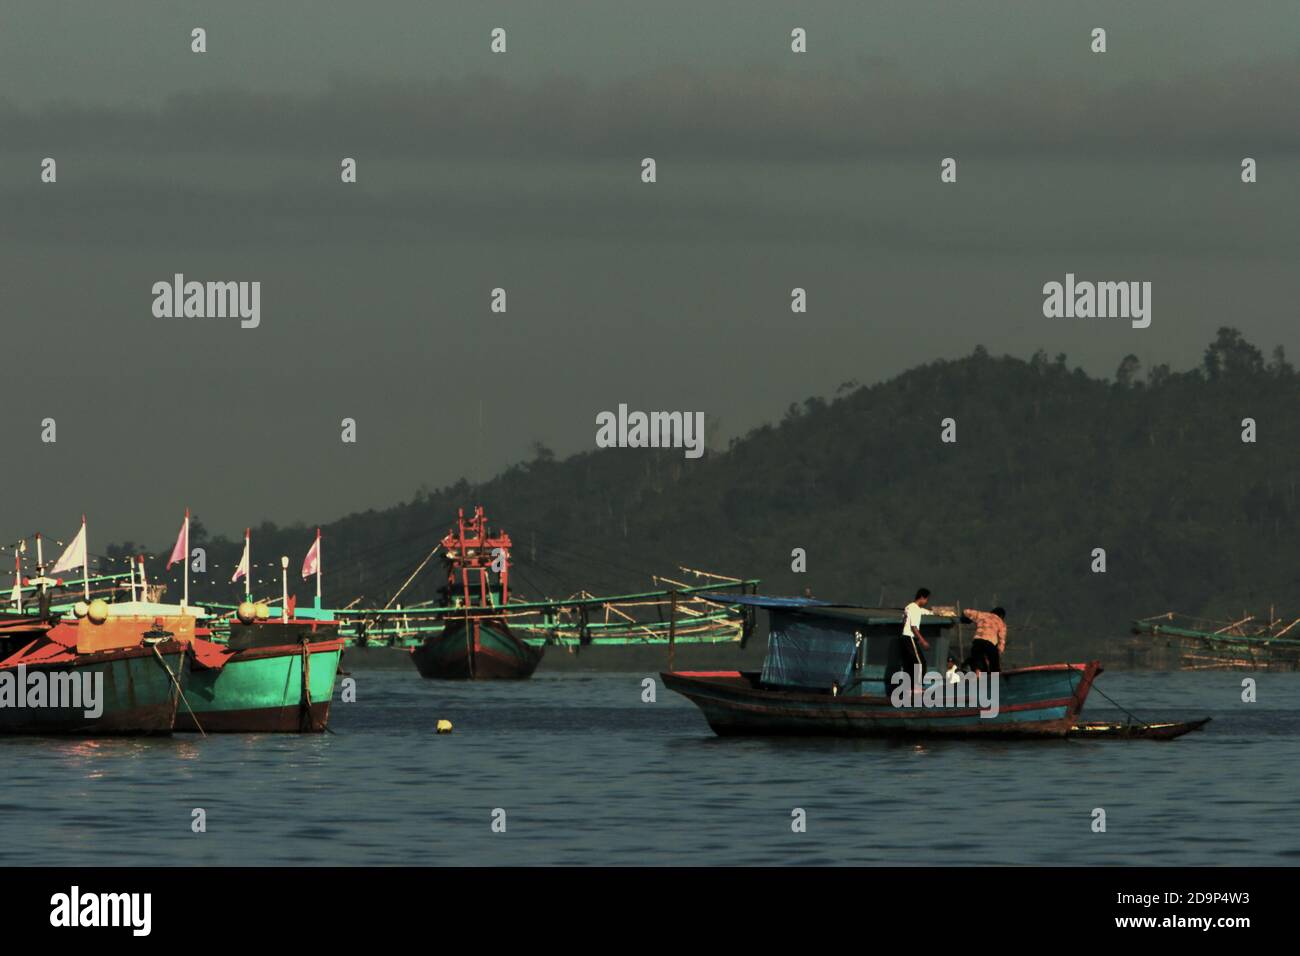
[{"left": 760, "top": 610, "right": 857, "bottom": 690}]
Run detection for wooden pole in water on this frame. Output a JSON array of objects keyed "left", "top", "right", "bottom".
[{"left": 668, "top": 589, "right": 678, "bottom": 672}]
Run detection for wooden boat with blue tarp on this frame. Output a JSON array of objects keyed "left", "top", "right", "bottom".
[{"left": 663, "top": 594, "right": 1102, "bottom": 739}]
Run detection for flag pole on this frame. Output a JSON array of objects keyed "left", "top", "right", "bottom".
[
  {"left": 280, "top": 556, "right": 289, "bottom": 623},
  {"left": 139, "top": 555, "right": 149, "bottom": 603},
  {"left": 81, "top": 515, "right": 90, "bottom": 601},
  {"left": 128, "top": 553, "right": 137, "bottom": 602},
  {"left": 245, "top": 528, "right": 251, "bottom": 603},
  {"left": 12, "top": 545, "right": 21, "bottom": 613},
  {"left": 315, "top": 527, "right": 322, "bottom": 611},
  {"left": 182, "top": 508, "right": 190, "bottom": 610},
  {"left": 35, "top": 533, "right": 44, "bottom": 600}
]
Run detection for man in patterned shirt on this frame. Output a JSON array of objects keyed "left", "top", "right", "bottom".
[{"left": 964, "top": 607, "right": 1006, "bottom": 673}]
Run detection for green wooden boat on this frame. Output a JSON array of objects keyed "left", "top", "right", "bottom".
[
  {"left": 179, "top": 635, "right": 344, "bottom": 732},
  {"left": 69, "top": 603, "right": 344, "bottom": 733}
]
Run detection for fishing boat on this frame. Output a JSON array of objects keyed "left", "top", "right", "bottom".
[
  {"left": 180, "top": 607, "right": 344, "bottom": 732},
  {"left": 0, "top": 619, "right": 188, "bottom": 735},
  {"left": 1130, "top": 612, "right": 1300, "bottom": 670},
  {"left": 408, "top": 507, "right": 543, "bottom": 679},
  {"left": 65, "top": 599, "right": 343, "bottom": 733},
  {"left": 193, "top": 505, "right": 758, "bottom": 674},
  {"left": 663, "top": 595, "right": 1102, "bottom": 739}
]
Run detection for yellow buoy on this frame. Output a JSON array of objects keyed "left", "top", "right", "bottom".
[
  {"left": 86, "top": 599, "right": 109, "bottom": 625},
  {"left": 254, "top": 602, "right": 270, "bottom": 621},
  {"left": 236, "top": 601, "right": 257, "bottom": 624},
  {"left": 436, "top": 719, "right": 454, "bottom": 734},
  {"left": 72, "top": 601, "right": 89, "bottom": 619}
]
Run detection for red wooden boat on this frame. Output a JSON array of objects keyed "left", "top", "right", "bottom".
[{"left": 409, "top": 507, "right": 543, "bottom": 680}]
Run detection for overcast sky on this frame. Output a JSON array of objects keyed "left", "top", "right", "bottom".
[{"left": 1, "top": 1, "right": 1297, "bottom": 547}]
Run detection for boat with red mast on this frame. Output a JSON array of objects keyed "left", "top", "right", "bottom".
[{"left": 409, "top": 506, "right": 543, "bottom": 679}]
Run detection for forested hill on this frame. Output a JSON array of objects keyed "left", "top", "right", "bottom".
[{"left": 109, "top": 328, "right": 1299, "bottom": 660}]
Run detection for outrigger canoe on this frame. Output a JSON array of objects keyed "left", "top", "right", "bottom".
[{"left": 664, "top": 595, "right": 1101, "bottom": 739}]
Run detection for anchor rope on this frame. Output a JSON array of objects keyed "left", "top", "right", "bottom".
[{"left": 150, "top": 642, "right": 206, "bottom": 737}]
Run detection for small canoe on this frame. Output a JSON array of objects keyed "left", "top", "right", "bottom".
[{"left": 1069, "top": 717, "right": 1210, "bottom": 740}]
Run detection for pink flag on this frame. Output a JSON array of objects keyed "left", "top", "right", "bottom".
[
  {"left": 231, "top": 529, "right": 250, "bottom": 584},
  {"left": 49, "top": 520, "right": 87, "bottom": 575},
  {"left": 166, "top": 511, "right": 189, "bottom": 569},
  {"left": 301, "top": 530, "right": 320, "bottom": 580}
]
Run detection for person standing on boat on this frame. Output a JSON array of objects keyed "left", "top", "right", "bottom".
[
  {"left": 964, "top": 607, "right": 1006, "bottom": 672},
  {"left": 899, "top": 588, "right": 932, "bottom": 677}
]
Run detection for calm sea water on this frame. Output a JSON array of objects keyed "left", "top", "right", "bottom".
[{"left": 1, "top": 670, "right": 1296, "bottom": 866}]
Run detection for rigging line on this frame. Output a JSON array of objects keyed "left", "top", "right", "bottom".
[
  {"left": 516, "top": 538, "right": 661, "bottom": 586},
  {"left": 1088, "top": 680, "right": 1146, "bottom": 725},
  {"left": 513, "top": 553, "right": 636, "bottom": 599},
  {"left": 378, "top": 542, "right": 442, "bottom": 614},
  {"left": 488, "top": 519, "right": 669, "bottom": 577}
]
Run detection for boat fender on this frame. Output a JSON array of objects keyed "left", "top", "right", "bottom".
[
  {"left": 436, "top": 719, "right": 454, "bottom": 734},
  {"left": 86, "top": 599, "right": 109, "bottom": 625},
  {"left": 236, "top": 601, "right": 257, "bottom": 624},
  {"left": 73, "top": 601, "right": 89, "bottom": 619}
]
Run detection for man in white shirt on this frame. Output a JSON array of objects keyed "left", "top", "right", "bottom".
[{"left": 900, "top": 587, "right": 932, "bottom": 677}]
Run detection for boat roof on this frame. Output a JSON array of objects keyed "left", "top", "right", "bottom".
[{"left": 699, "top": 593, "right": 956, "bottom": 627}]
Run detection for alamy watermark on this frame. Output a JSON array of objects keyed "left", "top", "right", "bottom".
[
  {"left": 0, "top": 665, "right": 103, "bottom": 718},
  {"left": 889, "top": 664, "right": 999, "bottom": 718},
  {"left": 1042, "top": 273, "right": 1150, "bottom": 329},
  {"left": 151, "top": 274, "right": 260, "bottom": 328},
  {"left": 50, "top": 886, "right": 150, "bottom": 936},
  {"left": 595, "top": 404, "right": 705, "bottom": 459}
]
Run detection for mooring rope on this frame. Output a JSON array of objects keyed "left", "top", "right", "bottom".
[
  {"left": 1062, "top": 664, "right": 1144, "bottom": 727},
  {"left": 299, "top": 640, "right": 336, "bottom": 735},
  {"left": 1089, "top": 680, "right": 1146, "bottom": 725},
  {"left": 150, "top": 642, "right": 206, "bottom": 737},
  {"left": 300, "top": 640, "right": 314, "bottom": 732}
]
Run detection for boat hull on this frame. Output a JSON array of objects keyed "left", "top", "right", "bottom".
[
  {"left": 177, "top": 639, "right": 344, "bottom": 733},
  {"left": 411, "top": 619, "right": 542, "bottom": 680},
  {"left": 0, "top": 640, "right": 188, "bottom": 735},
  {"left": 662, "top": 662, "right": 1102, "bottom": 739},
  {"left": 1069, "top": 717, "right": 1210, "bottom": 740}
]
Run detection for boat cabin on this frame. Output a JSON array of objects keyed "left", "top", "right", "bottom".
[{"left": 705, "top": 594, "right": 957, "bottom": 696}]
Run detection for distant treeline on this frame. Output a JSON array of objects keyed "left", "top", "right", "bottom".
[{"left": 108, "top": 328, "right": 1299, "bottom": 660}]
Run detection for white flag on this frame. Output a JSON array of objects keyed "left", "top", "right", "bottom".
[
  {"left": 231, "top": 532, "right": 250, "bottom": 584},
  {"left": 49, "top": 521, "right": 86, "bottom": 575}
]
